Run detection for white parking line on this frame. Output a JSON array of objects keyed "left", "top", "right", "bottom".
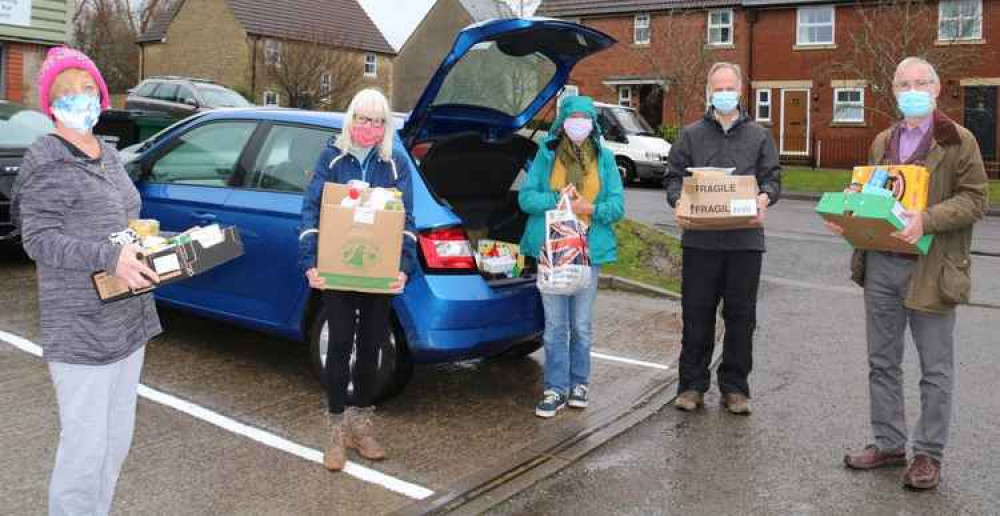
[
  {"left": 591, "top": 350, "right": 671, "bottom": 371},
  {"left": 0, "top": 329, "right": 434, "bottom": 501}
]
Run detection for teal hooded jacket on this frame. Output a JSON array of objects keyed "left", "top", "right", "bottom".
[{"left": 518, "top": 95, "right": 625, "bottom": 265}]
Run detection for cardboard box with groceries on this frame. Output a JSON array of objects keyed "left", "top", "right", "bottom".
[
  {"left": 675, "top": 167, "right": 761, "bottom": 230},
  {"left": 92, "top": 223, "right": 244, "bottom": 302},
  {"left": 317, "top": 182, "right": 405, "bottom": 294},
  {"left": 816, "top": 192, "right": 933, "bottom": 255}
]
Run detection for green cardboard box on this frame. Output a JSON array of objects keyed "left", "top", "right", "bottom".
[{"left": 816, "top": 192, "right": 933, "bottom": 255}]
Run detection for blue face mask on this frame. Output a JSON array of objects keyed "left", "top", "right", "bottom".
[
  {"left": 897, "top": 90, "right": 934, "bottom": 118},
  {"left": 711, "top": 91, "right": 740, "bottom": 114},
  {"left": 51, "top": 94, "right": 101, "bottom": 134}
]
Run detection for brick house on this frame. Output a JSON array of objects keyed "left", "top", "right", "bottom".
[
  {"left": 0, "top": 0, "right": 73, "bottom": 109},
  {"left": 137, "top": 0, "right": 395, "bottom": 108},
  {"left": 539, "top": 0, "right": 1000, "bottom": 173},
  {"left": 386, "top": 0, "right": 515, "bottom": 112}
]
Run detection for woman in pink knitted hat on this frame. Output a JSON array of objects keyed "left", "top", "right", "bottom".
[{"left": 12, "top": 47, "right": 161, "bottom": 516}]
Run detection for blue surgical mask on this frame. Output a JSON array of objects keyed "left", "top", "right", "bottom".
[
  {"left": 51, "top": 94, "right": 101, "bottom": 134},
  {"left": 897, "top": 90, "right": 934, "bottom": 119},
  {"left": 711, "top": 91, "right": 740, "bottom": 114}
]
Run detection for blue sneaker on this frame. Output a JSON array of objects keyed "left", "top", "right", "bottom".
[
  {"left": 535, "top": 390, "right": 567, "bottom": 418},
  {"left": 568, "top": 384, "right": 589, "bottom": 408}
]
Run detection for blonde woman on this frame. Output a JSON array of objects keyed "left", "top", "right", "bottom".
[{"left": 299, "top": 88, "right": 416, "bottom": 470}]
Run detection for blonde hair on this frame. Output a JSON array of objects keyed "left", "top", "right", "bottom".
[
  {"left": 49, "top": 68, "right": 97, "bottom": 104},
  {"left": 336, "top": 88, "right": 394, "bottom": 162}
]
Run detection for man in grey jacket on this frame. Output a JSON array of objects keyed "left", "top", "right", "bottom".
[
  {"left": 664, "top": 62, "right": 782, "bottom": 415},
  {"left": 12, "top": 47, "right": 161, "bottom": 516}
]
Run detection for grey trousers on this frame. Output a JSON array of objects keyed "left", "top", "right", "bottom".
[
  {"left": 48, "top": 346, "right": 145, "bottom": 516},
  {"left": 864, "top": 252, "right": 955, "bottom": 460}
]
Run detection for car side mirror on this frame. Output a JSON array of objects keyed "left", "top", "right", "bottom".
[
  {"left": 125, "top": 160, "right": 146, "bottom": 181},
  {"left": 183, "top": 98, "right": 198, "bottom": 108}
]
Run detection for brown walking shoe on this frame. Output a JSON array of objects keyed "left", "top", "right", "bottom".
[
  {"left": 673, "top": 391, "right": 704, "bottom": 411},
  {"left": 843, "top": 444, "right": 907, "bottom": 470},
  {"left": 721, "top": 393, "right": 752, "bottom": 415},
  {"left": 323, "top": 414, "right": 346, "bottom": 471},
  {"left": 903, "top": 454, "right": 941, "bottom": 490},
  {"left": 345, "top": 407, "right": 386, "bottom": 460}
]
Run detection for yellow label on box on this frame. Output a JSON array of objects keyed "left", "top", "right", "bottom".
[{"left": 851, "top": 165, "right": 929, "bottom": 211}]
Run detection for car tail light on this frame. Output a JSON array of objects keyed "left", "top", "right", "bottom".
[{"left": 419, "top": 227, "right": 476, "bottom": 271}]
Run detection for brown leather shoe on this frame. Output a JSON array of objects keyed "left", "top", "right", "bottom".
[
  {"left": 345, "top": 407, "right": 386, "bottom": 460},
  {"left": 323, "top": 415, "right": 346, "bottom": 471},
  {"left": 903, "top": 454, "right": 941, "bottom": 490},
  {"left": 721, "top": 393, "right": 751, "bottom": 415},
  {"left": 843, "top": 444, "right": 907, "bottom": 470},
  {"left": 673, "top": 391, "right": 704, "bottom": 411}
]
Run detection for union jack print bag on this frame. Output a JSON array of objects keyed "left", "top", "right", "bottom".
[{"left": 537, "top": 193, "right": 591, "bottom": 296}]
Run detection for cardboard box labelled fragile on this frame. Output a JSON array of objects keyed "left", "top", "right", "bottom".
[
  {"left": 317, "top": 183, "right": 404, "bottom": 294},
  {"left": 676, "top": 171, "right": 761, "bottom": 230},
  {"left": 92, "top": 225, "right": 245, "bottom": 302},
  {"left": 816, "top": 192, "right": 933, "bottom": 255}
]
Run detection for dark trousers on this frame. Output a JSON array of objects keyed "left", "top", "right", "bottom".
[
  {"left": 322, "top": 290, "right": 392, "bottom": 414},
  {"left": 678, "top": 247, "right": 762, "bottom": 397}
]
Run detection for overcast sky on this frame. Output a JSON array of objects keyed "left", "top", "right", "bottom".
[{"left": 357, "top": 0, "right": 541, "bottom": 51}]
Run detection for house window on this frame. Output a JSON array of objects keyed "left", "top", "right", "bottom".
[
  {"left": 634, "top": 13, "right": 651, "bottom": 45},
  {"left": 755, "top": 89, "right": 771, "bottom": 122},
  {"left": 708, "top": 9, "right": 733, "bottom": 45},
  {"left": 797, "top": 6, "right": 835, "bottom": 46},
  {"left": 364, "top": 53, "right": 377, "bottom": 77},
  {"left": 263, "top": 91, "right": 279, "bottom": 106},
  {"left": 618, "top": 86, "right": 632, "bottom": 107},
  {"left": 320, "top": 72, "right": 332, "bottom": 94},
  {"left": 939, "top": 0, "right": 982, "bottom": 41},
  {"left": 265, "top": 39, "right": 281, "bottom": 66},
  {"left": 833, "top": 88, "right": 864, "bottom": 123}
]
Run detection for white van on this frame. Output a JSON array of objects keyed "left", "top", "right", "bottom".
[{"left": 593, "top": 102, "right": 671, "bottom": 185}]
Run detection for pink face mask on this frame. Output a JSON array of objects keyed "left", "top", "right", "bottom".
[{"left": 350, "top": 124, "right": 385, "bottom": 148}]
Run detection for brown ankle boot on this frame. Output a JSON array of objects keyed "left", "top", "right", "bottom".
[
  {"left": 345, "top": 407, "right": 386, "bottom": 460},
  {"left": 324, "top": 413, "right": 346, "bottom": 471}
]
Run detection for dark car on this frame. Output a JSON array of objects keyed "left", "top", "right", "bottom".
[
  {"left": 125, "top": 76, "right": 252, "bottom": 117},
  {"left": 0, "top": 101, "right": 55, "bottom": 242}
]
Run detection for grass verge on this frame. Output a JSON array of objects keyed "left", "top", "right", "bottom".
[
  {"left": 604, "top": 219, "right": 682, "bottom": 293},
  {"left": 783, "top": 167, "right": 999, "bottom": 207}
]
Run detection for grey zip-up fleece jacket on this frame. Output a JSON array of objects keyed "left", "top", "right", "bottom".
[
  {"left": 12, "top": 134, "right": 161, "bottom": 365},
  {"left": 665, "top": 108, "right": 782, "bottom": 251}
]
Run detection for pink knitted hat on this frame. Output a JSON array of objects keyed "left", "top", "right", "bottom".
[{"left": 37, "top": 46, "right": 111, "bottom": 118}]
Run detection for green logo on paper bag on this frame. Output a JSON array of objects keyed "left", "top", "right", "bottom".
[{"left": 342, "top": 239, "right": 380, "bottom": 270}]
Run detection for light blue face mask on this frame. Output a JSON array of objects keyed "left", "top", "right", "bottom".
[
  {"left": 51, "top": 94, "right": 101, "bottom": 133},
  {"left": 711, "top": 91, "right": 740, "bottom": 114},
  {"left": 897, "top": 90, "right": 934, "bottom": 118}
]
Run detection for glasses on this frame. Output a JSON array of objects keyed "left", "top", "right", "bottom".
[
  {"left": 354, "top": 115, "right": 386, "bottom": 128},
  {"left": 893, "top": 79, "right": 935, "bottom": 90}
]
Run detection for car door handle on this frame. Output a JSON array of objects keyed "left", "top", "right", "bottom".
[{"left": 191, "top": 212, "right": 217, "bottom": 225}]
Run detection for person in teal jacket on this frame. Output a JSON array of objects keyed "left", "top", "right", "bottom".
[{"left": 519, "top": 95, "right": 625, "bottom": 418}]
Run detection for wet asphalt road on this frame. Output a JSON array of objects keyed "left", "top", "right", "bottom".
[
  {"left": 0, "top": 237, "right": 682, "bottom": 515},
  {"left": 493, "top": 190, "right": 1000, "bottom": 514}
]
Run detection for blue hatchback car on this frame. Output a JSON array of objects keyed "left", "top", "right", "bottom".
[{"left": 126, "top": 19, "right": 614, "bottom": 399}]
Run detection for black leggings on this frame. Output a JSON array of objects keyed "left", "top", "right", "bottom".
[{"left": 322, "top": 291, "right": 392, "bottom": 414}]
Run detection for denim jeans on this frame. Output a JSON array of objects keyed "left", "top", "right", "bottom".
[{"left": 541, "top": 265, "right": 601, "bottom": 395}]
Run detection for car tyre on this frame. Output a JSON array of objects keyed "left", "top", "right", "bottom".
[
  {"left": 616, "top": 157, "right": 636, "bottom": 186},
  {"left": 501, "top": 338, "right": 543, "bottom": 358},
  {"left": 308, "top": 305, "right": 414, "bottom": 403}
]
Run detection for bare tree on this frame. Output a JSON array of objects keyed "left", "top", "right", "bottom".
[
  {"left": 261, "top": 36, "right": 366, "bottom": 110},
  {"left": 73, "top": 0, "right": 179, "bottom": 93},
  {"left": 825, "top": 0, "right": 988, "bottom": 121},
  {"left": 634, "top": 10, "right": 714, "bottom": 128}
]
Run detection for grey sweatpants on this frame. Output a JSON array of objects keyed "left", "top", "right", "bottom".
[
  {"left": 48, "top": 346, "right": 145, "bottom": 516},
  {"left": 864, "top": 252, "right": 955, "bottom": 460}
]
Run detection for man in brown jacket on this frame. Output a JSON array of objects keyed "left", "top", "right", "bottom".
[{"left": 826, "top": 57, "right": 989, "bottom": 490}]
